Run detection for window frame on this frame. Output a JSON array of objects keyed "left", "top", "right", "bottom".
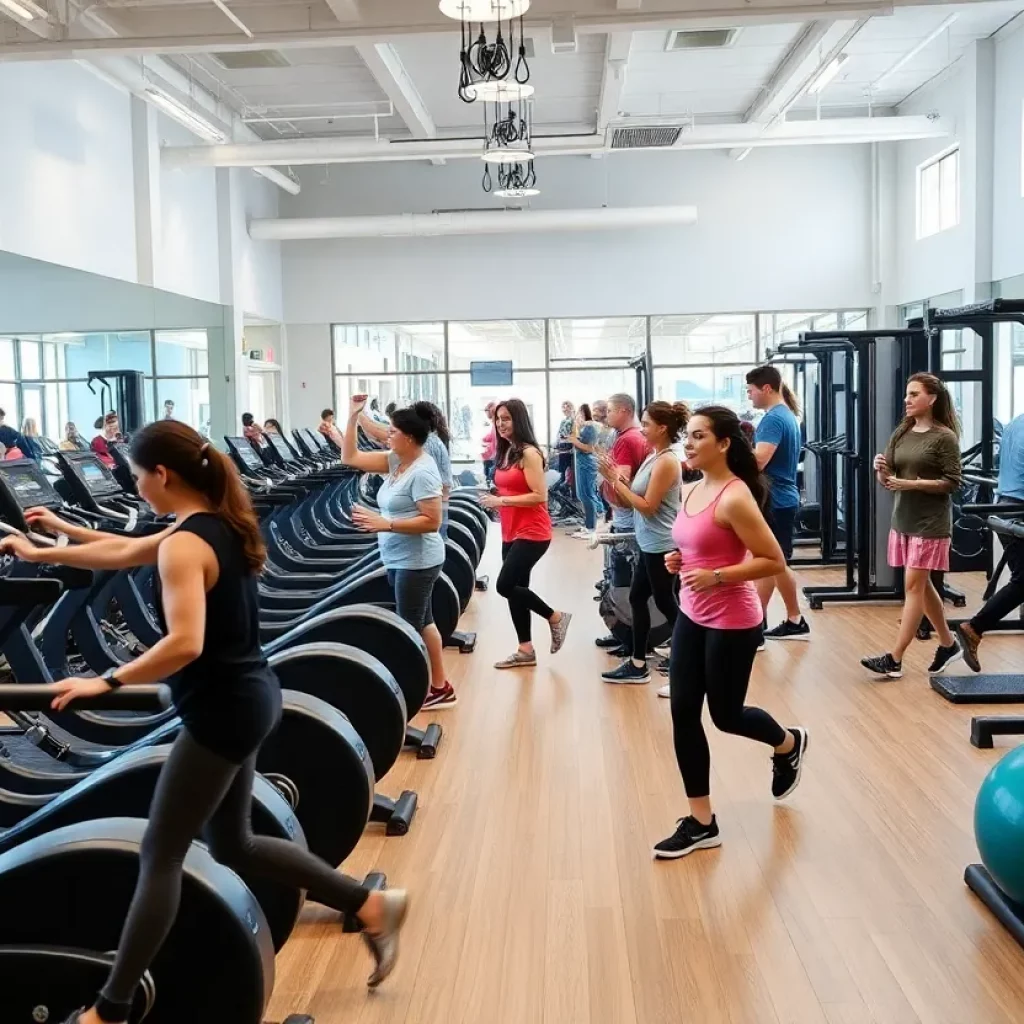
[{"left": 916, "top": 145, "right": 960, "bottom": 239}]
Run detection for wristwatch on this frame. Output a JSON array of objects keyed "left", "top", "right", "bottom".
[
  {"left": 101, "top": 667, "right": 124, "bottom": 689},
  {"left": 713, "top": 569, "right": 724, "bottom": 586}
]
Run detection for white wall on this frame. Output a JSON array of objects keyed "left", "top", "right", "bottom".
[
  {"left": 279, "top": 145, "right": 875, "bottom": 324},
  {"left": 283, "top": 323, "right": 333, "bottom": 425},
  {"left": 0, "top": 62, "right": 136, "bottom": 282},
  {"left": 233, "top": 170, "right": 284, "bottom": 323},
  {"left": 992, "top": 20, "right": 1024, "bottom": 283},
  {"left": 893, "top": 65, "right": 970, "bottom": 305},
  {"left": 157, "top": 114, "right": 221, "bottom": 305}
]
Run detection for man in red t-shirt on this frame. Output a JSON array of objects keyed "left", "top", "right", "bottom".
[{"left": 602, "top": 393, "right": 650, "bottom": 531}]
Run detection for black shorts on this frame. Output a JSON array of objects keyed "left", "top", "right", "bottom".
[
  {"left": 766, "top": 504, "right": 797, "bottom": 563},
  {"left": 387, "top": 565, "right": 442, "bottom": 632}
]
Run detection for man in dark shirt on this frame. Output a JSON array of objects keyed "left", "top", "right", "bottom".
[{"left": 0, "top": 408, "right": 27, "bottom": 454}]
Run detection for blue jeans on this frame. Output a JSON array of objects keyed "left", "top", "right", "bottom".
[{"left": 575, "top": 461, "right": 601, "bottom": 531}]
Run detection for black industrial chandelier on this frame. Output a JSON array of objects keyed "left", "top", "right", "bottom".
[{"left": 439, "top": 0, "right": 533, "bottom": 104}]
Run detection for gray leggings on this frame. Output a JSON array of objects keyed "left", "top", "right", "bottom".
[{"left": 95, "top": 730, "right": 369, "bottom": 1023}]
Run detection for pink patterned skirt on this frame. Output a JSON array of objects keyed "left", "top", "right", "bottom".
[{"left": 887, "top": 530, "right": 950, "bottom": 571}]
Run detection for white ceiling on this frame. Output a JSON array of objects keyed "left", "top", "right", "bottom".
[
  {"left": 151, "top": 0, "right": 1024, "bottom": 141},
  {"left": 1, "top": 0, "right": 1021, "bottom": 146}
]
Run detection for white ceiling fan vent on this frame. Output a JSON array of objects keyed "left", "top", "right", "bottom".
[
  {"left": 610, "top": 125, "right": 682, "bottom": 149},
  {"left": 209, "top": 50, "right": 292, "bottom": 70},
  {"left": 666, "top": 28, "right": 741, "bottom": 51}
]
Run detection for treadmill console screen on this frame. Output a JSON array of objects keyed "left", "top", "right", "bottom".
[
  {"left": 228, "top": 438, "right": 265, "bottom": 471},
  {"left": 0, "top": 460, "right": 61, "bottom": 510},
  {"left": 269, "top": 433, "right": 293, "bottom": 462},
  {"left": 73, "top": 455, "right": 121, "bottom": 497},
  {"left": 307, "top": 428, "right": 329, "bottom": 450}
]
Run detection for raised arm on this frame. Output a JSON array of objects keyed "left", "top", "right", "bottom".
[
  {"left": 341, "top": 398, "right": 391, "bottom": 475},
  {"left": 358, "top": 413, "right": 391, "bottom": 444}
]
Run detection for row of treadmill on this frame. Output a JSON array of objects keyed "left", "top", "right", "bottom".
[{"left": 0, "top": 423, "right": 490, "bottom": 1023}]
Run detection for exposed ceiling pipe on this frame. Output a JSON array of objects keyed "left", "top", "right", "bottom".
[
  {"left": 164, "top": 114, "right": 949, "bottom": 170},
  {"left": 250, "top": 205, "right": 698, "bottom": 241}
]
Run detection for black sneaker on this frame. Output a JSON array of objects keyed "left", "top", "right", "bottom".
[
  {"left": 860, "top": 653, "right": 903, "bottom": 679},
  {"left": 606, "top": 645, "right": 629, "bottom": 658},
  {"left": 655, "top": 657, "right": 670, "bottom": 676},
  {"left": 601, "top": 660, "right": 651, "bottom": 684},
  {"left": 764, "top": 617, "right": 811, "bottom": 641},
  {"left": 595, "top": 634, "right": 621, "bottom": 649},
  {"left": 928, "top": 639, "right": 963, "bottom": 674},
  {"left": 653, "top": 816, "right": 721, "bottom": 859},
  {"left": 771, "top": 726, "right": 809, "bottom": 800}
]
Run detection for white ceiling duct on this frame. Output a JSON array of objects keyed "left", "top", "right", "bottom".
[
  {"left": 250, "top": 205, "right": 698, "bottom": 241},
  {"left": 164, "top": 115, "right": 949, "bottom": 170}
]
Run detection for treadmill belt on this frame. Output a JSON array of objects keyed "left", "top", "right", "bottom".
[
  {"left": 0, "top": 730, "right": 78, "bottom": 773},
  {"left": 931, "top": 675, "right": 1024, "bottom": 704}
]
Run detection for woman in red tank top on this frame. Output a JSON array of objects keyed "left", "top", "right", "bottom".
[
  {"left": 478, "top": 399, "right": 571, "bottom": 669},
  {"left": 654, "top": 406, "right": 809, "bottom": 862}
]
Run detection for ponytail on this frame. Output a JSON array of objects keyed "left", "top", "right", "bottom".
[
  {"left": 130, "top": 420, "right": 267, "bottom": 574},
  {"left": 644, "top": 400, "right": 691, "bottom": 441},
  {"left": 696, "top": 405, "right": 769, "bottom": 508},
  {"left": 780, "top": 381, "right": 801, "bottom": 417},
  {"left": 411, "top": 401, "right": 450, "bottom": 450}
]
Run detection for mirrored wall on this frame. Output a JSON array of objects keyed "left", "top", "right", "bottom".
[{"left": 0, "top": 329, "right": 211, "bottom": 442}]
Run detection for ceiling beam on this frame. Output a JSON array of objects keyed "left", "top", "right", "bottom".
[
  {"left": 0, "top": 0, "right": 57, "bottom": 41},
  {"left": 321, "top": 0, "right": 361, "bottom": 22},
  {"left": 355, "top": 40, "right": 442, "bottom": 164},
  {"left": 0, "top": 2, "right": 899, "bottom": 62},
  {"left": 163, "top": 114, "right": 950, "bottom": 169},
  {"left": 742, "top": 20, "right": 832, "bottom": 124},
  {"left": 597, "top": 31, "right": 632, "bottom": 131},
  {"left": 355, "top": 42, "right": 434, "bottom": 140}
]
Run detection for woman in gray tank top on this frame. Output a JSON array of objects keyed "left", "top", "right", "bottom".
[{"left": 598, "top": 401, "right": 689, "bottom": 684}]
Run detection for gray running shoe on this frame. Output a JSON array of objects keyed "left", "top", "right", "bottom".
[
  {"left": 495, "top": 650, "right": 537, "bottom": 669},
  {"left": 550, "top": 612, "right": 573, "bottom": 654},
  {"left": 363, "top": 889, "right": 409, "bottom": 988}
]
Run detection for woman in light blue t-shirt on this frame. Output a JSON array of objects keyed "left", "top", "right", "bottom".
[{"left": 342, "top": 397, "right": 456, "bottom": 710}]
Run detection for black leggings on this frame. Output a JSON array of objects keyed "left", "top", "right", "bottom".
[
  {"left": 630, "top": 550, "right": 680, "bottom": 661},
  {"left": 497, "top": 539, "right": 554, "bottom": 643},
  {"left": 669, "top": 611, "right": 787, "bottom": 800},
  {"left": 95, "top": 730, "right": 369, "bottom": 1023}
]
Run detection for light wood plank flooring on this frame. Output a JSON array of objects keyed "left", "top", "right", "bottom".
[{"left": 267, "top": 528, "right": 1024, "bottom": 1024}]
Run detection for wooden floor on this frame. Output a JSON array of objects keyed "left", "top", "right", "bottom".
[{"left": 268, "top": 529, "right": 1024, "bottom": 1024}]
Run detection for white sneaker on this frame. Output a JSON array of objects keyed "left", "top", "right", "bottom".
[
  {"left": 658, "top": 684, "right": 671, "bottom": 698},
  {"left": 570, "top": 529, "right": 592, "bottom": 540},
  {"left": 654, "top": 642, "right": 671, "bottom": 658}
]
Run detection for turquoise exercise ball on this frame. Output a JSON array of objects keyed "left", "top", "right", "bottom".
[{"left": 975, "top": 744, "right": 1024, "bottom": 905}]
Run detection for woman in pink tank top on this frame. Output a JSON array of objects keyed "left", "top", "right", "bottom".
[{"left": 653, "top": 406, "right": 810, "bottom": 861}]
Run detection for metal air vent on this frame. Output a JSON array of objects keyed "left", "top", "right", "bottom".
[
  {"left": 610, "top": 125, "right": 682, "bottom": 149},
  {"left": 209, "top": 50, "right": 291, "bottom": 70},
  {"left": 666, "top": 28, "right": 740, "bottom": 51}
]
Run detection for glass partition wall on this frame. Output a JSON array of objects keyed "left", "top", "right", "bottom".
[
  {"left": 0, "top": 330, "right": 211, "bottom": 440},
  {"left": 333, "top": 311, "right": 872, "bottom": 461}
]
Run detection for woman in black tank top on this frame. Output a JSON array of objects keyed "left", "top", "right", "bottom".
[{"left": 0, "top": 421, "right": 409, "bottom": 1024}]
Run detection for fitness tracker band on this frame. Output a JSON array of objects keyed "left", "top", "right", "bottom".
[{"left": 101, "top": 667, "right": 124, "bottom": 690}]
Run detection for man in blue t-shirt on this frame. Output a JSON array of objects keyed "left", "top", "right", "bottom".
[{"left": 747, "top": 365, "right": 810, "bottom": 642}]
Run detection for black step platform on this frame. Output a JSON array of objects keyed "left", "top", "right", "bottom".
[
  {"left": 965, "top": 864, "right": 1024, "bottom": 948},
  {"left": 930, "top": 675, "right": 1024, "bottom": 704}
]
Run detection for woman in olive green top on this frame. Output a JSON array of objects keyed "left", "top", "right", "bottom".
[{"left": 861, "top": 373, "right": 963, "bottom": 679}]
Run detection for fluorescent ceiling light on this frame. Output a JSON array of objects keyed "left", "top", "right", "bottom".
[
  {"left": 873, "top": 13, "right": 959, "bottom": 90},
  {"left": 466, "top": 80, "right": 535, "bottom": 103},
  {"left": 0, "top": 0, "right": 36, "bottom": 20},
  {"left": 144, "top": 87, "right": 228, "bottom": 144},
  {"left": 808, "top": 53, "right": 848, "bottom": 95}
]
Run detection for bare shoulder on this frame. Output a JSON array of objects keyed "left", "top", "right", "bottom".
[
  {"left": 521, "top": 446, "right": 544, "bottom": 467},
  {"left": 717, "top": 479, "right": 760, "bottom": 521}
]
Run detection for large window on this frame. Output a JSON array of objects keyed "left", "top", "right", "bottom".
[
  {"left": 0, "top": 330, "right": 211, "bottom": 441},
  {"left": 917, "top": 147, "right": 959, "bottom": 239},
  {"left": 333, "top": 310, "right": 871, "bottom": 462}
]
